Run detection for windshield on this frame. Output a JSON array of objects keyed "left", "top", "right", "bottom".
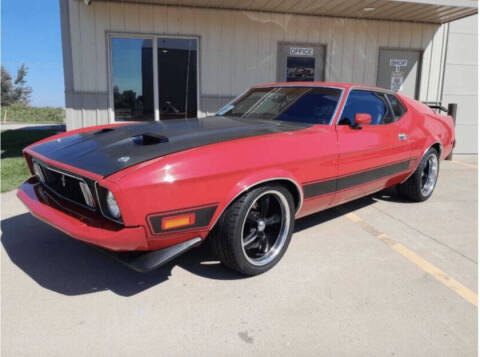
[{"left": 217, "top": 86, "right": 342, "bottom": 124}]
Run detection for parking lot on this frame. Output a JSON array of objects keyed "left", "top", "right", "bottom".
[{"left": 1, "top": 156, "right": 477, "bottom": 356}]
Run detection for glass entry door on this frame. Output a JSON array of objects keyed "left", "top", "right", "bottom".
[
  {"left": 111, "top": 38, "right": 154, "bottom": 121},
  {"left": 157, "top": 38, "right": 197, "bottom": 119},
  {"left": 110, "top": 35, "right": 198, "bottom": 121}
]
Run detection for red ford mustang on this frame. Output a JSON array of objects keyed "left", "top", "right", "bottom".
[{"left": 18, "top": 82, "right": 455, "bottom": 275}]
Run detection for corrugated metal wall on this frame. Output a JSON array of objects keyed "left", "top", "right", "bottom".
[
  {"left": 63, "top": 0, "right": 448, "bottom": 130},
  {"left": 442, "top": 15, "right": 478, "bottom": 154}
]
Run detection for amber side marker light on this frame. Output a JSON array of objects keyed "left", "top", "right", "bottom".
[{"left": 161, "top": 213, "right": 196, "bottom": 230}]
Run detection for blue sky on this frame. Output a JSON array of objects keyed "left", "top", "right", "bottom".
[{"left": 2, "top": 0, "right": 65, "bottom": 107}]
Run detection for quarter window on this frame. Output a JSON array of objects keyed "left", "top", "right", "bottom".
[
  {"left": 340, "top": 90, "right": 394, "bottom": 125},
  {"left": 386, "top": 94, "right": 406, "bottom": 120}
]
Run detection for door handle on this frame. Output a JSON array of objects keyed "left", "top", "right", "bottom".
[{"left": 398, "top": 133, "right": 407, "bottom": 141}]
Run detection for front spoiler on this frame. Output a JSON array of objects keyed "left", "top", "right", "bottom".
[{"left": 97, "top": 237, "right": 202, "bottom": 272}]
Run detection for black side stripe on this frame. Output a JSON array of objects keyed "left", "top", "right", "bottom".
[{"left": 303, "top": 159, "right": 413, "bottom": 199}]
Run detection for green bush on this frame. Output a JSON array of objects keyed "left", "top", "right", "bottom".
[
  {"left": 1, "top": 103, "right": 64, "bottom": 124},
  {"left": 1, "top": 129, "right": 59, "bottom": 192}
]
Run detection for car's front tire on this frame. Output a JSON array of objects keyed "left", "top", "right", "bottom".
[
  {"left": 210, "top": 185, "right": 295, "bottom": 275},
  {"left": 398, "top": 147, "right": 440, "bottom": 202}
]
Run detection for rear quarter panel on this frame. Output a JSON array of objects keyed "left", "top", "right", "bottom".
[{"left": 399, "top": 95, "right": 455, "bottom": 160}]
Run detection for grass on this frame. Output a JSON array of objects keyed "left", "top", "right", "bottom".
[
  {"left": 1, "top": 129, "right": 59, "bottom": 192},
  {"left": 1, "top": 103, "right": 65, "bottom": 124}
]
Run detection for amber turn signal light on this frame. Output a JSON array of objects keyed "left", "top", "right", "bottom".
[{"left": 161, "top": 213, "right": 196, "bottom": 230}]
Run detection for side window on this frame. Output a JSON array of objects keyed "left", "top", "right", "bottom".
[
  {"left": 386, "top": 94, "right": 406, "bottom": 121},
  {"left": 340, "top": 90, "right": 394, "bottom": 126}
]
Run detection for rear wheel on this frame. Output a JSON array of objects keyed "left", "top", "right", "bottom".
[
  {"left": 398, "top": 147, "right": 439, "bottom": 202},
  {"left": 210, "top": 185, "right": 295, "bottom": 275}
]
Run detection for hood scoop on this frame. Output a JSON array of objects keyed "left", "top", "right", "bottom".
[{"left": 133, "top": 132, "right": 169, "bottom": 145}]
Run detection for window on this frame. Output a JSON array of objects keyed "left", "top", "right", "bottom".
[
  {"left": 111, "top": 38, "right": 154, "bottom": 121},
  {"left": 110, "top": 36, "right": 198, "bottom": 122},
  {"left": 340, "top": 90, "right": 394, "bottom": 126},
  {"left": 386, "top": 94, "right": 406, "bottom": 120},
  {"left": 218, "top": 87, "right": 342, "bottom": 125},
  {"left": 286, "top": 57, "right": 315, "bottom": 82},
  {"left": 157, "top": 38, "right": 198, "bottom": 119}
]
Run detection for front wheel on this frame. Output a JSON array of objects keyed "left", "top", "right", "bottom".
[
  {"left": 210, "top": 185, "right": 295, "bottom": 275},
  {"left": 397, "top": 147, "right": 439, "bottom": 202}
]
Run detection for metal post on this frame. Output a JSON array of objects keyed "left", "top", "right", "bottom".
[{"left": 445, "top": 103, "right": 457, "bottom": 161}]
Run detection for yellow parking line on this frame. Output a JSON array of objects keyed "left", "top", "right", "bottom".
[
  {"left": 451, "top": 160, "right": 477, "bottom": 169},
  {"left": 345, "top": 212, "right": 478, "bottom": 307}
]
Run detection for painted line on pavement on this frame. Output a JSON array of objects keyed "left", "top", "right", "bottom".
[
  {"left": 345, "top": 212, "right": 478, "bottom": 307},
  {"left": 451, "top": 160, "right": 477, "bottom": 169}
]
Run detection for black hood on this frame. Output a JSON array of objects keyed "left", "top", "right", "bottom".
[{"left": 29, "top": 116, "right": 310, "bottom": 177}]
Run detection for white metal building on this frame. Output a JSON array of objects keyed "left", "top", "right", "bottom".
[{"left": 60, "top": 0, "right": 478, "bottom": 152}]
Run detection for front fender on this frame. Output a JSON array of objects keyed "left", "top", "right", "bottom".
[{"left": 208, "top": 168, "right": 303, "bottom": 230}]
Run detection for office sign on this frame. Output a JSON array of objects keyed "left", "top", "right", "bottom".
[{"left": 289, "top": 47, "right": 314, "bottom": 56}]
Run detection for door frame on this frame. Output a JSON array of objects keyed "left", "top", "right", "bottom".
[
  {"left": 335, "top": 86, "right": 399, "bottom": 126},
  {"left": 375, "top": 47, "right": 423, "bottom": 100},
  {"left": 276, "top": 41, "right": 327, "bottom": 82},
  {"left": 106, "top": 31, "right": 200, "bottom": 123}
]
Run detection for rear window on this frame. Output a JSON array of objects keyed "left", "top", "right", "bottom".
[{"left": 387, "top": 94, "right": 406, "bottom": 120}]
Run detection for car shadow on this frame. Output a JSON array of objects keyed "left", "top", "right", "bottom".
[
  {"left": 1, "top": 189, "right": 407, "bottom": 297},
  {"left": 371, "top": 186, "right": 419, "bottom": 204},
  {"left": 0, "top": 212, "right": 245, "bottom": 297},
  {"left": 294, "top": 195, "right": 376, "bottom": 233}
]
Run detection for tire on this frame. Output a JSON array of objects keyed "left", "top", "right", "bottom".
[
  {"left": 397, "top": 147, "right": 440, "bottom": 202},
  {"left": 210, "top": 185, "right": 295, "bottom": 275}
]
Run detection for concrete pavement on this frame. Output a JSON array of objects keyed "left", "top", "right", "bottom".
[{"left": 1, "top": 156, "right": 477, "bottom": 356}]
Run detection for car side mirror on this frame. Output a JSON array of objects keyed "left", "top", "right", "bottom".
[{"left": 354, "top": 113, "right": 372, "bottom": 128}]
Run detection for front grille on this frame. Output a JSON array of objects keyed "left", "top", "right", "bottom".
[{"left": 34, "top": 161, "right": 96, "bottom": 210}]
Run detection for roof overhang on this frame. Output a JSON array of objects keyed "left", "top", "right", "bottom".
[{"left": 86, "top": 0, "right": 478, "bottom": 24}]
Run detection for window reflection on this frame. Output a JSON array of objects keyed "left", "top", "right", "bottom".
[
  {"left": 111, "top": 38, "right": 154, "bottom": 121},
  {"left": 157, "top": 38, "right": 198, "bottom": 119},
  {"left": 286, "top": 57, "right": 315, "bottom": 82},
  {"left": 219, "top": 87, "right": 341, "bottom": 124}
]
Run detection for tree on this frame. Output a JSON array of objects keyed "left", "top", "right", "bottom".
[{"left": 1, "top": 64, "right": 32, "bottom": 106}]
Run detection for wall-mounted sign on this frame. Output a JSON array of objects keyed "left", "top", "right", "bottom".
[
  {"left": 390, "top": 73, "right": 404, "bottom": 91},
  {"left": 389, "top": 58, "right": 408, "bottom": 91},
  {"left": 289, "top": 47, "right": 314, "bottom": 56},
  {"left": 389, "top": 58, "right": 408, "bottom": 72}
]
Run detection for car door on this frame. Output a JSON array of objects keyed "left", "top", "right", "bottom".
[{"left": 332, "top": 89, "right": 414, "bottom": 206}]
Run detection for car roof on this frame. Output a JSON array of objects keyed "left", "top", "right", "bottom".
[{"left": 254, "top": 81, "right": 391, "bottom": 92}]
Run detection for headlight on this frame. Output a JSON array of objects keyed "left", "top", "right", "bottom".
[
  {"left": 32, "top": 162, "right": 45, "bottom": 183},
  {"left": 106, "top": 190, "right": 121, "bottom": 219}
]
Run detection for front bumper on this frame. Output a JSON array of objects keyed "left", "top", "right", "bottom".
[{"left": 17, "top": 177, "right": 149, "bottom": 251}]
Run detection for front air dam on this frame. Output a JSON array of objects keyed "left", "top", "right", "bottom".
[{"left": 95, "top": 237, "right": 202, "bottom": 272}]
